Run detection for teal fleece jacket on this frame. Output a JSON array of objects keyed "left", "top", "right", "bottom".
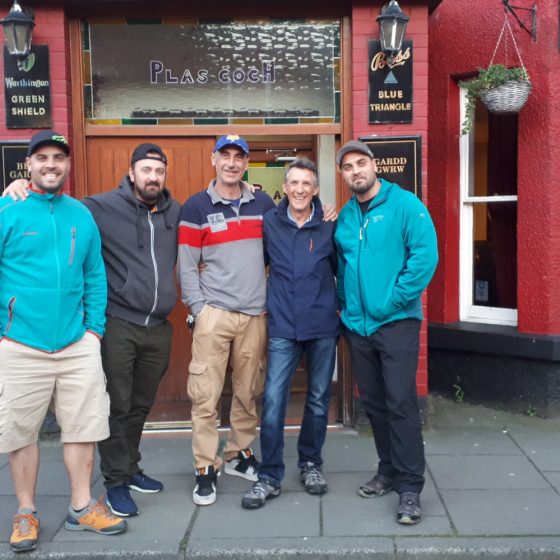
[
  {"left": 0, "top": 191, "right": 107, "bottom": 351},
  {"left": 334, "top": 179, "right": 438, "bottom": 336}
]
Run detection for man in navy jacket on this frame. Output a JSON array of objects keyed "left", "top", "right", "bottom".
[{"left": 242, "top": 158, "right": 339, "bottom": 509}]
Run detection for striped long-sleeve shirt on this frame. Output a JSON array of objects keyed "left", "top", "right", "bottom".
[{"left": 177, "top": 180, "right": 275, "bottom": 316}]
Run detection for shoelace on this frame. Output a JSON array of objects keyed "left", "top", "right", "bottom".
[
  {"left": 13, "top": 514, "right": 38, "bottom": 537},
  {"left": 110, "top": 486, "right": 131, "bottom": 499},
  {"left": 304, "top": 467, "right": 323, "bottom": 483},
  {"left": 251, "top": 482, "right": 269, "bottom": 497},
  {"left": 89, "top": 500, "right": 116, "bottom": 520}
]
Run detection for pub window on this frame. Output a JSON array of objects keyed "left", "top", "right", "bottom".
[
  {"left": 81, "top": 19, "right": 341, "bottom": 126},
  {"left": 459, "top": 91, "right": 518, "bottom": 325}
]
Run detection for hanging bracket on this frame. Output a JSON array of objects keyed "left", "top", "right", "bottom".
[{"left": 502, "top": 0, "right": 536, "bottom": 41}]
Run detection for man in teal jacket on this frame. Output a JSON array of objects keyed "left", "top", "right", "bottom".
[
  {"left": 334, "top": 140, "right": 438, "bottom": 526},
  {"left": 0, "top": 131, "right": 127, "bottom": 553}
]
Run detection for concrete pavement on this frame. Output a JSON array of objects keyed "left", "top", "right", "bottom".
[{"left": 1, "top": 396, "right": 560, "bottom": 559}]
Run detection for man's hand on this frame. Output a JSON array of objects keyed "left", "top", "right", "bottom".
[
  {"left": 323, "top": 203, "right": 338, "bottom": 222},
  {"left": 2, "top": 178, "right": 29, "bottom": 200}
]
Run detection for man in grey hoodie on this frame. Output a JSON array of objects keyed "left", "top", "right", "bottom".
[
  {"left": 85, "top": 144, "right": 180, "bottom": 518},
  {"left": 3, "top": 143, "right": 180, "bottom": 519}
]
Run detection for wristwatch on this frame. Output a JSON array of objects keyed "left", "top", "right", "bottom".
[{"left": 186, "top": 314, "right": 196, "bottom": 330}]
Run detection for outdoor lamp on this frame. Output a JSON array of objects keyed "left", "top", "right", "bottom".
[
  {"left": 0, "top": 0, "right": 35, "bottom": 69},
  {"left": 377, "top": 0, "right": 409, "bottom": 64}
]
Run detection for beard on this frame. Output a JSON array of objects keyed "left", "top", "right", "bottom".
[
  {"left": 34, "top": 176, "right": 65, "bottom": 194},
  {"left": 348, "top": 177, "right": 376, "bottom": 195},
  {"left": 135, "top": 181, "right": 162, "bottom": 203}
]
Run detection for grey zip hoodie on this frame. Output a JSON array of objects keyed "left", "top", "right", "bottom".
[{"left": 84, "top": 175, "right": 180, "bottom": 327}]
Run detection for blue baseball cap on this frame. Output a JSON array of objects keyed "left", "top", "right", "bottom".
[{"left": 213, "top": 135, "right": 250, "bottom": 155}]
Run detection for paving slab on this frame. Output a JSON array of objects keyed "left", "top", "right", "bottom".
[
  {"left": 2, "top": 397, "right": 560, "bottom": 560},
  {"left": 440, "top": 489, "right": 560, "bottom": 535},
  {"left": 428, "top": 454, "right": 550, "bottom": 490},
  {"left": 424, "top": 427, "right": 522, "bottom": 456}
]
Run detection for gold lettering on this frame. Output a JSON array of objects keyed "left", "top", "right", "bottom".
[
  {"left": 378, "top": 91, "right": 403, "bottom": 99},
  {"left": 370, "top": 47, "right": 411, "bottom": 72}
]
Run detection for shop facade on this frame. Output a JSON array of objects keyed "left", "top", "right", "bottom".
[
  {"left": 428, "top": 0, "right": 560, "bottom": 416},
  {"left": 0, "top": 0, "right": 436, "bottom": 426}
]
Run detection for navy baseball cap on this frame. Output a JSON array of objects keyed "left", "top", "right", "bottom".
[
  {"left": 213, "top": 135, "right": 250, "bottom": 155},
  {"left": 27, "top": 130, "right": 70, "bottom": 157},
  {"left": 131, "top": 143, "right": 167, "bottom": 166}
]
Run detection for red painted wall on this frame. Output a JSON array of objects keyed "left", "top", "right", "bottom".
[
  {"left": 429, "top": 0, "right": 560, "bottom": 335},
  {"left": 0, "top": 6, "right": 73, "bottom": 189},
  {"left": 351, "top": 1, "right": 430, "bottom": 395}
]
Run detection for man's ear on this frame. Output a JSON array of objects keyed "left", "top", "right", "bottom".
[{"left": 128, "top": 166, "right": 135, "bottom": 183}]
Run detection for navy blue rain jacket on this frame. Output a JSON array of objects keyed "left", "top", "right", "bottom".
[{"left": 263, "top": 196, "right": 340, "bottom": 341}]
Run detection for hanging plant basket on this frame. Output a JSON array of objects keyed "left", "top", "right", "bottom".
[
  {"left": 480, "top": 79, "right": 532, "bottom": 114},
  {"left": 459, "top": 13, "right": 533, "bottom": 134}
]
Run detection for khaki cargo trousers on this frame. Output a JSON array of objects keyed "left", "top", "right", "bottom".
[{"left": 188, "top": 304, "right": 266, "bottom": 470}]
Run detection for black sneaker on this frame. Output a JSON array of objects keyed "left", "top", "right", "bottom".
[
  {"left": 224, "top": 448, "right": 258, "bottom": 481},
  {"left": 300, "top": 462, "right": 328, "bottom": 495},
  {"left": 193, "top": 466, "right": 218, "bottom": 506},
  {"left": 358, "top": 473, "right": 394, "bottom": 498},
  {"left": 241, "top": 480, "right": 281, "bottom": 509},
  {"left": 397, "top": 492, "right": 422, "bottom": 525},
  {"left": 129, "top": 472, "right": 164, "bottom": 494},
  {"left": 106, "top": 484, "right": 139, "bottom": 517}
]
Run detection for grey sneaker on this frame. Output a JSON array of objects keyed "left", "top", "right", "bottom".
[
  {"left": 242, "top": 480, "right": 281, "bottom": 509},
  {"left": 397, "top": 492, "right": 422, "bottom": 525},
  {"left": 358, "top": 474, "right": 394, "bottom": 498},
  {"left": 300, "top": 462, "right": 328, "bottom": 495}
]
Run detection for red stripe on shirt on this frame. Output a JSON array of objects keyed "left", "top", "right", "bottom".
[
  {"left": 202, "top": 218, "right": 263, "bottom": 246},
  {"left": 178, "top": 226, "right": 203, "bottom": 247}
]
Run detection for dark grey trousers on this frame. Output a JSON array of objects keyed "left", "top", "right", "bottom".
[
  {"left": 345, "top": 319, "right": 425, "bottom": 494},
  {"left": 98, "top": 316, "right": 172, "bottom": 488}
]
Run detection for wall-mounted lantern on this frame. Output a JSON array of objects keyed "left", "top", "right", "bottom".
[
  {"left": 0, "top": 1, "right": 35, "bottom": 69},
  {"left": 377, "top": 0, "right": 409, "bottom": 64}
]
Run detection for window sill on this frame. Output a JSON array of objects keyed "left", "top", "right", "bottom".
[{"left": 428, "top": 322, "right": 560, "bottom": 362}]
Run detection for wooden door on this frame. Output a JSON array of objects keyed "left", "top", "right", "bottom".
[{"left": 85, "top": 136, "right": 215, "bottom": 426}]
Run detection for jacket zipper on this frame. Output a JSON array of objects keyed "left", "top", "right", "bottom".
[
  {"left": 5, "top": 296, "right": 16, "bottom": 333},
  {"left": 50, "top": 201, "right": 61, "bottom": 350},
  {"left": 356, "top": 201, "right": 370, "bottom": 335},
  {"left": 145, "top": 212, "right": 159, "bottom": 326},
  {"left": 68, "top": 226, "right": 76, "bottom": 265}
]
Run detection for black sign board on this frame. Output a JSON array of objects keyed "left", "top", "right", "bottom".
[
  {"left": 4, "top": 45, "right": 52, "bottom": 128},
  {"left": 359, "top": 135, "right": 421, "bottom": 198},
  {"left": 0, "top": 142, "right": 29, "bottom": 194},
  {"left": 368, "top": 40, "right": 413, "bottom": 124}
]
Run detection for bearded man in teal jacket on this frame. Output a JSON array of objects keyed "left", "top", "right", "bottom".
[
  {"left": 334, "top": 140, "right": 438, "bottom": 526},
  {"left": 0, "top": 131, "right": 126, "bottom": 553}
]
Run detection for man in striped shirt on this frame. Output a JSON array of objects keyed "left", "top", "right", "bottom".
[{"left": 178, "top": 135, "right": 274, "bottom": 506}]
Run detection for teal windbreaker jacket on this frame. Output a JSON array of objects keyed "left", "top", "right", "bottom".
[
  {"left": 334, "top": 179, "right": 438, "bottom": 336},
  {"left": 0, "top": 191, "right": 107, "bottom": 351}
]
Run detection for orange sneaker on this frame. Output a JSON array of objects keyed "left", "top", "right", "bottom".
[
  {"left": 64, "top": 497, "right": 127, "bottom": 535},
  {"left": 10, "top": 509, "right": 39, "bottom": 552}
]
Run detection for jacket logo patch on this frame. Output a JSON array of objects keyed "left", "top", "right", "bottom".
[
  {"left": 207, "top": 212, "right": 228, "bottom": 233},
  {"left": 371, "top": 215, "right": 384, "bottom": 223}
]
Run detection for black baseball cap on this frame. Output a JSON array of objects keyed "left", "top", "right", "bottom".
[
  {"left": 336, "top": 140, "right": 374, "bottom": 168},
  {"left": 27, "top": 130, "right": 70, "bottom": 157},
  {"left": 130, "top": 143, "right": 168, "bottom": 166}
]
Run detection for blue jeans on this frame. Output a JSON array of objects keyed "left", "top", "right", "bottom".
[{"left": 258, "top": 337, "right": 337, "bottom": 485}]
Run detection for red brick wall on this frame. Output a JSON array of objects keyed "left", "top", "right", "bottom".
[
  {"left": 429, "top": 0, "right": 560, "bottom": 335},
  {"left": 351, "top": 1, "right": 430, "bottom": 396},
  {"left": 0, "top": 6, "right": 73, "bottom": 189}
]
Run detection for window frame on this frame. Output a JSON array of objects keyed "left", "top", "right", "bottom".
[{"left": 458, "top": 88, "right": 518, "bottom": 326}]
